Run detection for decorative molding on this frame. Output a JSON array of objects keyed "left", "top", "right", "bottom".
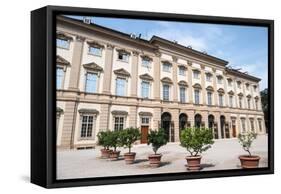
[
  {"left": 178, "top": 64, "right": 187, "bottom": 70},
  {"left": 161, "top": 77, "right": 173, "bottom": 84},
  {"left": 132, "top": 50, "right": 139, "bottom": 56},
  {"left": 56, "top": 55, "right": 70, "bottom": 66},
  {"left": 187, "top": 60, "right": 192, "bottom": 66},
  {"left": 139, "top": 73, "right": 153, "bottom": 81},
  {"left": 75, "top": 35, "right": 86, "bottom": 42},
  {"left": 228, "top": 90, "right": 235, "bottom": 95},
  {"left": 178, "top": 80, "right": 188, "bottom": 87},
  {"left": 83, "top": 62, "right": 103, "bottom": 72},
  {"left": 206, "top": 86, "right": 214, "bottom": 91},
  {"left": 141, "top": 55, "right": 153, "bottom": 61},
  {"left": 111, "top": 110, "right": 128, "bottom": 115},
  {"left": 254, "top": 96, "right": 259, "bottom": 100},
  {"left": 217, "top": 88, "right": 225, "bottom": 94},
  {"left": 193, "top": 83, "right": 202, "bottom": 89},
  {"left": 56, "top": 32, "right": 73, "bottom": 41},
  {"left": 116, "top": 48, "right": 130, "bottom": 55},
  {"left": 113, "top": 68, "right": 131, "bottom": 77},
  {"left": 246, "top": 94, "right": 252, "bottom": 98},
  {"left": 78, "top": 109, "right": 99, "bottom": 115},
  {"left": 205, "top": 71, "right": 213, "bottom": 76},
  {"left": 238, "top": 92, "right": 244, "bottom": 97},
  {"left": 161, "top": 60, "right": 172, "bottom": 65},
  {"left": 87, "top": 41, "right": 104, "bottom": 48},
  {"left": 56, "top": 107, "right": 64, "bottom": 113},
  {"left": 172, "top": 56, "right": 178, "bottom": 62},
  {"left": 106, "top": 44, "right": 115, "bottom": 49},
  {"left": 139, "top": 112, "right": 153, "bottom": 117},
  {"left": 154, "top": 50, "right": 161, "bottom": 57}
]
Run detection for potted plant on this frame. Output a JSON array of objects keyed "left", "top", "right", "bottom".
[
  {"left": 238, "top": 132, "right": 260, "bottom": 168},
  {"left": 180, "top": 127, "right": 214, "bottom": 171},
  {"left": 147, "top": 128, "right": 168, "bottom": 167},
  {"left": 97, "top": 131, "right": 112, "bottom": 159},
  {"left": 108, "top": 131, "right": 122, "bottom": 161},
  {"left": 120, "top": 127, "right": 141, "bottom": 164}
]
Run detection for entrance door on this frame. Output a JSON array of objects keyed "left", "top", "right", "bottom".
[
  {"left": 161, "top": 112, "right": 172, "bottom": 142},
  {"left": 220, "top": 115, "right": 225, "bottom": 139},
  {"left": 141, "top": 126, "right": 149, "bottom": 143}
]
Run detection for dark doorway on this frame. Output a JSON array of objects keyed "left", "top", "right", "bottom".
[
  {"left": 161, "top": 112, "right": 172, "bottom": 142},
  {"left": 208, "top": 115, "right": 218, "bottom": 139},
  {"left": 220, "top": 115, "right": 226, "bottom": 138},
  {"left": 231, "top": 118, "right": 237, "bottom": 137},
  {"left": 194, "top": 114, "right": 202, "bottom": 128},
  {"left": 179, "top": 113, "right": 188, "bottom": 138}
]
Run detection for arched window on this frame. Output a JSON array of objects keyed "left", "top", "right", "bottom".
[{"left": 194, "top": 114, "right": 202, "bottom": 128}]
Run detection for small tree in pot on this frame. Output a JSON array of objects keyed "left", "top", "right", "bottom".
[
  {"left": 147, "top": 128, "right": 168, "bottom": 167},
  {"left": 120, "top": 127, "right": 141, "bottom": 164},
  {"left": 180, "top": 127, "right": 214, "bottom": 171},
  {"left": 107, "top": 130, "right": 122, "bottom": 161},
  {"left": 97, "top": 131, "right": 112, "bottom": 159},
  {"left": 238, "top": 132, "right": 260, "bottom": 168}
]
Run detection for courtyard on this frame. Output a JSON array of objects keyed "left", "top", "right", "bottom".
[{"left": 57, "top": 135, "right": 268, "bottom": 180}]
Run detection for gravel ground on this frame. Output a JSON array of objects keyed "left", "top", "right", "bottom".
[{"left": 57, "top": 135, "right": 268, "bottom": 180}]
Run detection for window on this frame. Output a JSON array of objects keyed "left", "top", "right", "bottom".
[
  {"left": 193, "top": 71, "right": 200, "bottom": 79},
  {"left": 141, "top": 81, "right": 150, "bottom": 98},
  {"left": 163, "top": 84, "right": 170, "bottom": 101},
  {"left": 118, "top": 52, "right": 129, "bottom": 62},
  {"left": 258, "top": 119, "right": 262, "bottom": 132},
  {"left": 89, "top": 46, "right": 102, "bottom": 56},
  {"left": 219, "top": 94, "right": 224, "bottom": 106},
  {"left": 141, "top": 117, "right": 150, "bottom": 125},
  {"left": 255, "top": 99, "right": 259, "bottom": 110},
  {"left": 241, "top": 118, "right": 246, "bottom": 133},
  {"left": 228, "top": 79, "right": 233, "bottom": 86},
  {"left": 179, "top": 87, "right": 186, "bottom": 103},
  {"left": 114, "top": 116, "right": 125, "bottom": 131},
  {"left": 56, "top": 38, "right": 70, "bottom": 49},
  {"left": 116, "top": 78, "right": 126, "bottom": 96},
  {"left": 239, "top": 96, "right": 243, "bottom": 108},
  {"left": 179, "top": 66, "right": 186, "bottom": 76},
  {"left": 56, "top": 67, "right": 64, "bottom": 89},
  {"left": 207, "top": 92, "right": 212, "bottom": 105},
  {"left": 206, "top": 74, "right": 212, "bottom": 82},
  {"left": 253, "top": 85, "right": 257, "bottom": 92},
  {"left": 250, "top": 119, "right": 255, "bottom": 132},
  {"left": 237, "top": 81, "right": 241, "bottom": 88},
  {"left": 162, "top": 63, "right": 171, "bottom": 72},
  {"left": 85, "top": 72, "right": 98, "bottom": 93},
  {"left": 217, "top": 76, "right": 223, "bottom": 84},
  {"left": 247, "top": 98, "right": 251, "bottom": 109},
  {"left": 194, "top": 90, "right": 200, "bottom": 104},
  {"left": 229, "top": 95, "right": 233, "bottom": 108},
  {"left": 142, "top": 58, "right": 151, "bottom": 68},
  {"left": 246, "top": 83, "right": 249, "bottom": 90},
  {"left": 80, "top": 115, "right": 94, "bottom": 138}
]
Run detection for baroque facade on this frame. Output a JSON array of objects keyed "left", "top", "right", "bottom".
[{"left": 56, "top": 16, "right": 266, "bottom": 149}]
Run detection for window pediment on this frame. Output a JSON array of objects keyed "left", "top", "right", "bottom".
[
  {"left": 87, "top": 41, "right": 104, "bottom": 48},
  {"left": 206, "top": 86, "right": 214, "bottom": 91},
  {"left": 116, "top": 49, "right": 130, "bottom": 55},
  {"left": 238, "top": 92, "right": 244, "bottom": 97},
  {"left": 139, "top": 73, "right": 153, "bottom": 81},
  {"left": 161, "top": 77, "right": 173, "bottom": 84},
  {"left": 83, "top": 62, "right": 103, "bottom": 72},
  {"left": 228, "top": 90, "right": 234, "bottom": 95},
  {"left": 193, "top": 83, "right": 202, "bottom": 89},
  {"left": 56, "top": 32, "right": 73, "bottom": 41},
  {"left": 111, "top": 110, "right": 128, "bottom": 115},
  {"left": 57, "top": 55, "right": 70, "bottom": 66},
  {"left": 113, "top": 68, "right": 130, "bottom": 77},
  {"left": 178, "top": 64, "right": 187, "bottom": 70},
  {"left": 78, "top": 109, "right": 99, "bottom": 115},
  {"left": 254, "top": 96, "right": 259, "bottom": 100},
  {"left": 162, "top": 60, "right": 172, "bottom": 66},
  {"left": 178, "top": 80, "right": 188, "bottom": 87},
  {"left": 217, "top": 88, "right": 225, "bottom": 94},
  {"left": 57, "top": 107, "right": 64, "bottom": 113},
  {"left": 205, "top": 71, "right": 213, "bottom": 76},
  {"left": 246, "top": 94, "right": 252, "bottom": 98},
  {"left": 139, "top": 112, "right": 153, "bottom": 117},
  {"left": 141, "top": 55, "right": 153, "bottom": 61}
]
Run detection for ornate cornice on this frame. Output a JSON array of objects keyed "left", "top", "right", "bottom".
[
  {"left": 161, "top": 77, "right": 173, "bottom": 84},
  {"left": 83, "top": 62, "right": 103, "bottom": 72},
  {"left": 193, "top": 83, "right": 202, "bottom": 89},
  {"left": 78, "top": 109, "right": 99, "bottom": 114},
  {"left": 139, "top": 112, "right": 153, "bottom": 116},
  {"left": 178, "top": 80, "right": 188, "bottom": 87},
  {"left": 111, "top": 110, "right": 128, "bottom": 115},
  {"left": 139, "top": 73, "right": 153, "bottom": 81},
  {"left": 206, "top": 86, "right": 214, "bottom": 91},
  {"left": 113, "top": 68, "right": 130, "bottom": 77},
  {"left": 56, "top": 55, "right": 70, "bottom": 66}
]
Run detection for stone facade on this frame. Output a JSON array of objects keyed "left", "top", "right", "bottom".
[{"left": 56, "top": 16, "right": 266, "bottom": 149}]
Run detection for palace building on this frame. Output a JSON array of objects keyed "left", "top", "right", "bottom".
[{"left": 56, "top": 16, "right": 266, "bottom": 149}]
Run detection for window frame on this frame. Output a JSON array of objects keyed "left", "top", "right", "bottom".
[
  {"left": 115, "top": 77, "right": 127, "bottom": 96},
  {"left": 207, "top": 91, "right": 212, "bottom": 106},
  {"left": 56, "top": 66, "right": 66, "bottom": 90},
  {"left": 162, "top": 62, "right": 171, "bottom": 72},
  {"left": 79, "top": 114, "right": 95, "bottom": 140},
  {"left": 141, "top": 80, "right": 150, "bottom": 98},
  {"left": 179, "top": 86, "right": 186, "bottom": 103},
  {"left": 85, "top": 71, "right": 99, "bottom": 93},
  {"left": 88, "top": 45, "right": 103, "bottom": 57},
  {"left": 114, "top": 115, "right": 126, "bottom": 131},
  {"left": 163, "top": 84, "right": 170, "bottom": 101},
  {"left": 194, "top": 89, "right": 200, "bottom": 105},
  {"left": 178, "top": 66, "right": 186, "bottom": 76},
  {"left": 56, "top": 38, "right": 70, "bottom": 49}
]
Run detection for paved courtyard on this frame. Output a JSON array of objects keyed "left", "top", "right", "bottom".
[{"left": 57, "top": 135, "right": 268, "bottom": 180}]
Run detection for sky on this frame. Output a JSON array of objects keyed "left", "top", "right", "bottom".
[{"left": 66, "top": 15, "right": 268, "bottom": 90}]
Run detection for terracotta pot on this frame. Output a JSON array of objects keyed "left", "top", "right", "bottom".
[
  {"left": 100, "top": 149, "right": 112, "bottom": 159},
  {"left": 124, "top": 152, "right": 136, "bottom": 164},
  {"left": 148, "top": 154, "right": 162, "bottom": 168},
  {"left": 239, "top": 155, "right": 260, "bottom": 168},
  {"left": 185, "top": 155, "right": 202, "bottom": 171},
  {"left": 109, "top": 150, "right": 121, "bottom": 161}
]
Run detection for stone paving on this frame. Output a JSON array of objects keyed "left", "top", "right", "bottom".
[{"left": 57, "top": 135, "right": 268, "bottom": 180}]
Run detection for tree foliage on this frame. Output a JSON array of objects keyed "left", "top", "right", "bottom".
[
  {"left": 120, "top": 127, "right": 141, "bottom": 153},
  {"left": 97, "top": 131, "right": 111, "bottom": 149},
  {"left": 180, "top": 127, "right": 214, "bottom": 156},
  {"left": 147, "top": 128, "right": 168, "bottom": 154},
  {"left": 260, "top": 88, "right": 268, "bottom": 130},
  {"left": 238, "top": 131, "right": 257, "bottom": 156},
  {"left": 107, "top": 131, "right": 122, "bottom": 152}
]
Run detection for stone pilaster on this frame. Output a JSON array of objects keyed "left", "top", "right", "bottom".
[
  {"left": 129, "top": 106, "right": 137, "bottom": 127},
  {"left": 131, "top": 51, "right": 139, "bottom": 97},
  {"left": 102, "top": 44, "right": 114, "bottom": 94},
  {"left": 171, "top": 109, "right": 180, "bottom": 142},
  {"left": 99, "top": 103, "right": 110, "bottom": 130},
  {"left": 153, "top": 53, "right": 161, "bottom": 100},
  {"left": 153, "top": 107, "right": 161, "bottom": 130},
  {"left": 68, "top": 36, "right": 85, "bottom": 90},
  {"left": 172, "top": 56, "right": 178, "bottom": 101}
]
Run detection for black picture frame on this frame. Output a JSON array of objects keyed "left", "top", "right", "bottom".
[{"left": 31, "top": 5, "right": 274, "bottom": 188}]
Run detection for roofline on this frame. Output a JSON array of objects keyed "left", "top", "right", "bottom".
[
  {"left": 226, "top": 68, "right": 261, "bottom": 82},
  {"left": 150, "top": 35, "right": 229, "bottom": 66}
]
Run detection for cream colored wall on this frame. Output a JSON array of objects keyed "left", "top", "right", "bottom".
[{"left": 56, "top": 101, "right": 65, "bottom": 146}]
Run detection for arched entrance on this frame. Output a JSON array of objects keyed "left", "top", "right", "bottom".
[
  {"left": 208, "top": 115, "right": 218, "bottom": 139},
  {"left": 179, "top": 113, "right": 188, "bottom": 136},
  {"left": 161, "top": 112, "right": 173, "bottom": 142},
  {"left": 194, "top": 114, "right": 202, "bottom": 128},
  {"left": 220, "top": 115, "right": 226, "bottom": 138}
]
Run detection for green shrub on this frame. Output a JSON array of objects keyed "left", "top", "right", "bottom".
[
  {"left": 97, "top": 131, "right": 111, "bottom": 150},
  {"left": 107, "top": 130, "right": 122, "bottom": 152},
  {"left": 147, "top": 128, "right": 168, "bottom": 154},
  {"left": 238, "top": 131, "right": 257, "bottom": 156},
  {"left": 120, "top": 127, "right": 141, "bottom": 153},
  {"left": 180, "top": 127, "right": 214, "bottom": 156}
]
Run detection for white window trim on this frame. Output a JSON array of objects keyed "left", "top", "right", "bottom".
[{"left": 84, "top": 70, "right": 100, "bottom": 93}]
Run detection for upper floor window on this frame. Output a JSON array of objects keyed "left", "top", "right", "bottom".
[
  {"left": 237, "top": 81, "right": 241, "bottom": 89},
  {"left": 207, "top": 91, "right": 212, "bottom": 105},
  {"left": 255, "top": 98, "right": 259, "bottom": 110},
  {"left": 250, "top": 119, "right": 255, "bottom": 132},
  {"left": 56, "top": 67, "right": 64, "bottom": 89},
  {"left": 116, "top": 77, "right": 126, "bottom": 96},
  {"left": 229, "top": 95, "right": 233, "bottom": 108},
  {"left": 141, "top": 81, "right": 150, "bottom": 98},
  {"left": 206, "top": 73, "right": 212, "bottom": 82},
  {"left": 163, "top": 84, "right": 170, "bottom": 101},
  {"left": 239, "top": 96, "right": 243, "bottom": 108},
  {"left": 142, "top": 57, "right": 151, "bottom": 68},
  {"left": 114, "top": 116, "right": 125, "bottom": 131},
  {"left": 80, "top": 115, "right": 94, "bottom": 138},
  {"left": 219, "top": 94, "right": 224, "bottom": 106},
  {"left": 253, "top": 85, "right": 257, "bottom": 92},
  {"left": 217, "top": 76, "right": 223, "bottom": 84},
  {"left": 193, "top": 70, "right": 200, "bottom": 79},
  {"left": 179, "top": 87, "right": 186, "bottom": 103},
  {"left": 118, "top": 51, "right": 129, "bottom": 62},
  {"left": 85, "top": 72, "right": 98, "bottom": 93},
  {"left": 57, "top": 38, "right": 70, "bottom": 49},
  {"left": 89, "top": 46, "right": 102, "bottom": 56},
  {"left": 228, "top": 79, "right": 233, "bottom": 86},
  {"left": 162, "top": 62, "right": 171, "bottom": 72},
  {"left": 194, "top": 89, "right": 200, "bottom": 104},
  {"left": 246, "top": 83, "right": 250, "bottom": 90},
  {"left": 247, "top": 98, "right": 251, "bottom": 109},
  {"left": 258, "top": 119, "right": 262, "bottom": 132},
  {"left": 179, "top": 66, "right": 186, "bottom": 76}
]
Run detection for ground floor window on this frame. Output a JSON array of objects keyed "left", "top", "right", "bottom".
[
  {"left": 258, "top": 119, "right": 263, "bottom": 132},
  {"left": 80, "top": 115, "right": 94, "bottom": 138},
  {"left": 250, "top": 119, "right": 255, "bottom": 132},
  {"left": 141, "top": 117, "right": 150, "bottom": 125},
  {"left": 114, "top": 116, "right": 125, "bottom": 131}
]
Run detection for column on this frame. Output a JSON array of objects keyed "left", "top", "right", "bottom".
[
  {"left": 130, "top": 51, "right": 139, "bottom": 97},
  {"left": 172, "top": 56, "right": 178, "bottom": 102},
  {"left": 129, "top": 106, "right": 137, "bottom": 127},
  {"left": 68, "top": 35, "right": 85, "bottom": 90},
  {"left": 171, "top": 109, "right": 180, "bottom": 142},
  {"left": 153, "top": 52, "right": 161, "bottom": 100},
  {"left": 200, "top": 64, "right": 206, "bottom": 105},
  {"left": 102, "top": 44, "right": 114, "bottom": 94},
  {"left": 99, "top": 104, "right": 110, "bottom": 130},
  {"left": 187, "top": 62, "right": 193, "bottom": 103}
]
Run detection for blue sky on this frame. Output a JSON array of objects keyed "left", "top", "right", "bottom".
[{"left": 66, "top": 15, "right": 268, "bottom": 90}]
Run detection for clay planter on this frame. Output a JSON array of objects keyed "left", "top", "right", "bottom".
[
  {"left": 109, "top": 150, "right": 121, "bottom": 161},
  {"left": 239, "top": 155, "right": 260, "bottom": 168},
  {"left": 100, "top": 149, "right": 112, "bottom": 159},
  {"left": 124, "top": 152, "right": 136, "bottom": 164},
  {"left": 148, "top": 154, "right": 162, "bottom": 168},
  {"left": 185, "top": 155, "right": 202, "bottom": 171}
]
